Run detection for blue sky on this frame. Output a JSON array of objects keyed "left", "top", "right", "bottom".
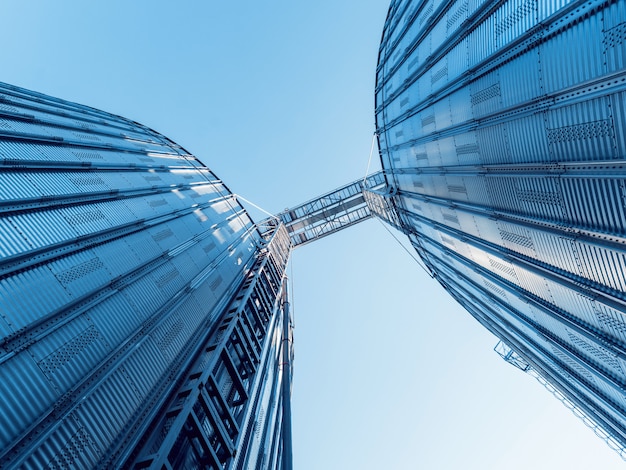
[{"left": 2, "top": 1, "right": 624, "bottom": 468}]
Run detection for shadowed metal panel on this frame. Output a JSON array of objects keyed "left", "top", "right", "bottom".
[
  {"left": 0, "top": 81, "right": 272, "bottom": 469},
  {"left": 376, "top": 0, "right": 626, "bottom": 455}
]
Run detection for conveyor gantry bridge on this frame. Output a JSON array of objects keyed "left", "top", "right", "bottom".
[{"left": 267, "top": 171, "right": 402, "bottom": 247}]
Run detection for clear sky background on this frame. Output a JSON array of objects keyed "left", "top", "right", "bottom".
[{"left": 2, "top": 1, "right": 624, "bottom": 468}]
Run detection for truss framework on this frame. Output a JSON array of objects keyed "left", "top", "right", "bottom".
[
  {"left": 273, "top": 171, "right": 387, "bottom": 246},
  {"left": 119, "top": 225, "right": 293, "bottom": 469}
]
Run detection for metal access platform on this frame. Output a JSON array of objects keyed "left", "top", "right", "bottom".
[{"left": 271, "top": 171, "right": 400, "bottom": 247}]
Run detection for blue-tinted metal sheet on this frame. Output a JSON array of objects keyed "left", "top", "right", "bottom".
[
  {"left": 0, "top": 81, "right": 267, "bottom": 468},
  {"left": 0, "top": 265, "right": 71, "bottom": 330},
  {"left": 0, "top": 353, "right": 59, "bottom": 450},
  {"left": 377, "top": 0, "right": 626, "bottom": 452}
]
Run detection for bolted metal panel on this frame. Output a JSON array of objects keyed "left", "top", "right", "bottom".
[
  {"left": 0, "top": 81, "right": 291, "bottom": 469},
  {"left": 376, "top": 0, "right": 626, "bottom": 456}
]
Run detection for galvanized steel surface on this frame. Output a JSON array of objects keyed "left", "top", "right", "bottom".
[
  {"left": 377, "top": 0, "right": 626, "bottom": 455},
  {"left": 119, "top": 223, "right": 293, "bottom": 470},
  {"left": 0, "top": 81, "right": 276, "bottom": 468}
]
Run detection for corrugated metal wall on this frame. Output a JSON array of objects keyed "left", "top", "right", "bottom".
[
  {"left": 0, "top": 82, "right": 266, "bottom": 468},
  {"left": 376, "top": 0, "right": 626, "bottom": 449}
]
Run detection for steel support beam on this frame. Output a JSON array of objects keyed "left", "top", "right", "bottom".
[{"left": 272, "top": 171, "right": 387, "bottom": 246}]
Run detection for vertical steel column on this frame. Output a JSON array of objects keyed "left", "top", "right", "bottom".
[
  {"left": 116, "top": 223, "right": 293, "bottom": 469},
  {"left": 273, "top": 171, "right": 386, "bottom": 246},
  {"left": 280, "top": 287, "right": 293, "bottom": 470}
]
